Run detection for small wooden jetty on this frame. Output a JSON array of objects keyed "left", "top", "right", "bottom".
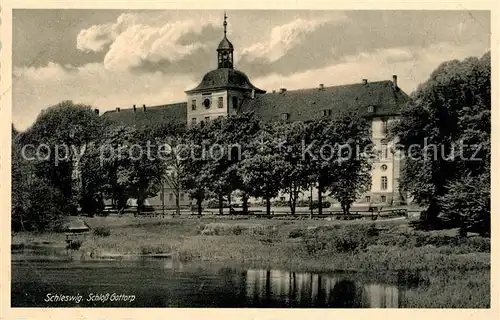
[{"left": 63, "top": 218, "right": 91, "bottom": 249}]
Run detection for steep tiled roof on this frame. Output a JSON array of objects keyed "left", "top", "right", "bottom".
[
  {"left": 186, "top": 68, "right": 266, "bottom": 94},
  {"left": 101, "top": 102, "right": 187, "bottom": 128},
  {"left": 239, "top": 80, "right": 410, "bottom": 122},
  {"left": 102, "top": 80, "right": 410, "bottom": 127}
]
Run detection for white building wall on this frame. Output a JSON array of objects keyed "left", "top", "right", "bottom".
[{"left": 187, "top": 90, "right": 228, "bottom": 124}]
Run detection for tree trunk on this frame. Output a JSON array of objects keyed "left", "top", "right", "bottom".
[
  {"left": 288, "top": 184, "right": 298, "bottom": 215},
  {"left": 266, "top": 197, "right": 271, "bottom": 215},
  {"left": 218, "top": 193, "right": 224, "bottom": 215},
  {"left": 423, "top": 198, "right": 440, "bottom": 228},
  {"left": 175, "top": 182, "right": 181, "bottom": 215},
  {"left": 309, "top": 185, "right": 313, "bottom": 219},
  {"left": 242, "top": 192, "right": 249, "bottom": 215},
  {"left": 136, "top": 196, "right": 143, "bottom": 217},
  {"left": 288, "top": 184, "right": 299, "bottom": 214},
  {"left": 317, "top": 183, "right": 323, "bottom": 215},
  {"left": 175, "top": 194, "right": 180, "bottom": 216},
  {"left": 196, "top": 196, "right": 203, "bottom": 216},
  {"left": 341, "top": 200, "right": 350, "bottom": 215},
  {"left": 458, "top": 224, "right": 467, "bottom": 238}
]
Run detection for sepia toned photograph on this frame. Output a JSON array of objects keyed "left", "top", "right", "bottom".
[{"left": 9, "top": 8, "right": 491, "bottom": 309}]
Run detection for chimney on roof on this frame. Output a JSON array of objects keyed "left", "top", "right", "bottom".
[
  {"left": 392, "top": 75, "right": 398, "bottom": 89},
  {"left": 362, "top": 79, "right": 368, "bottom": 85},
  {"left": 94, "top": 108, "right": 99, "bottom": 115},
  {"left": 133, "top": 104, "right": 136, "bottom": 112},
  {"left": 272, "top": 90, "right": 276, "bottom": 93},
  {"left": 319, "top": 84, "right": 324, "bottom": 90},
  {"left": 280, "top": 88, "right": 287, "bottom": 94},
  {"left": 143, "top": 104, "right": 146, "bottom": 111},
  {"left": 251, "top": 88, "right": 255, "bottom": 99},
  {"left": 116, "top": 107, "right": 121, "bottom": 112}
]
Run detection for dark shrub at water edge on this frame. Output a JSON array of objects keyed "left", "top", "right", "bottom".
[
  {"left": 93, "top": 226, "right": 111, "bottom": 237},
  {"left": 303, "top": 224, "right": 378, "bottom": 255}
]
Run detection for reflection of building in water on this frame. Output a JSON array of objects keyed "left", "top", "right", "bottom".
[
  {"left": 363, "top": 284, "right": 399, "bottom": 308},
  {"left": 245, "top": 269, "right": 400, "bottom": 308},
  {"left": 163, "top": 259, "right": 184, "bottom": 271}
]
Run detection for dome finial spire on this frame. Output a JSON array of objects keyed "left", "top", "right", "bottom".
[{"left": 223, "top": 11, "right": 227, "bottom": 35}]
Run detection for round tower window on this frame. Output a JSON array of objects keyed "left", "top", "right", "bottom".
[
  {"left": 203, "top": 98, "right": 211, "bottom": 109},
  {"left": 381, "top": 164, "right": 388, "bottom": 171}
]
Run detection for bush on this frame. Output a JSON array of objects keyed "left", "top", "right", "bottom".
[
  {"left": 377, "top": 232, "right": 417, "bottom": 247},
  {"left": 303, "top": 224, "right": 376, "bottom": 255},
  {"left": 13, "top": 178, "right": 70, "bottom": 232},
  {"left": 67, "top": 240, "right": 83, "bottom": 250},
  {"left": 93, "top": 226, "right": 111, "bottom": 237},
  {"left": 140, "top": 244, "right": 169, "bottom": 255},
  {"left": 288, "top": 228, "right": 307, "bottom": 238},
  {"left": 206, "top": 199, "right": 229, "bottom": 209},
  {"left": 309, "top": 200, "right": 331, "bottom": 210},
  {"left": 463, "top": 236, "right": 490, "bottom": 252},
  {"left": 438, "top": 173, "right": 490, "bottom": 236},
  {"left": 271, "top": 200, "right": 289, "bottom": 207}
]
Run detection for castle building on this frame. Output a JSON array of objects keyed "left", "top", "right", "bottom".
[{"left": 102, "top": 14, "right": 411, "bottom": 209}]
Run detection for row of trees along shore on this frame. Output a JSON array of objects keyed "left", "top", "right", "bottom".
[{"left": 12, "top": 52, "right": 490, "bottom": 236}]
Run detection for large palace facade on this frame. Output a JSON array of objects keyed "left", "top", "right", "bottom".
[{"left": 102, "top": 15, "right": 411, "bottom": 209}]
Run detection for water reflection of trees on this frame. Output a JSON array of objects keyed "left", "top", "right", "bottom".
[{"left": 244, "top": 269, "right": 401, "bottom": 308}]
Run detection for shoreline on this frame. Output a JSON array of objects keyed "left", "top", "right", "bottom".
[{"left": 11, "top": 215, "right": 490, "bottom": 273}]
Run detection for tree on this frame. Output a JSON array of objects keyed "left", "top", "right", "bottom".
[
  {"left": 179, "top": 113, "right": 262, "bottom": 216},
  {"left": 12, "top": 101, "right": 105, "bottom": 230},
  {"left": 239, "top": 124, "right": 285, "bottom": 215},
  {"left": 272, "top": 121, "right": 311, "bottom": 214},
  {"left": 325, "top": 113, "right": 372, "bottom": 214},
  {"left": 180, "top": 122, "right": 210, "bottom": 215},
  {"left": 12, "top": 126, "right": 30, "bottom": 231},
  {"left": 21, "top": 101, "right": 106, "bottom": 206},
  {"left": 127, "top": 127, "right": 166, "bottom": 214},
  {"left": 151, "top": 122, "right": 188, "bottom": 215},
  {"left": 215, "top": 113, "right": 262, "bottom": 214},
  {"left": 438, "top": 173, "right": 490, "bottom": 236},
  {"left": 96, "top": 126, "right": 165, "bottom": 215},
  {"left": 300, "top": 118, "right": 345, "bottom": 214},
  {"left": 392, "top": 52, "right": 490, "bottom": 229},
  {"left": 79, "top": 142, "right": 106, "bottom": 216}
]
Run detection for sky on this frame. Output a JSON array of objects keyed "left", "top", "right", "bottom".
[{"left": 12, "top": 9, "right": 490, "bottom": 131}]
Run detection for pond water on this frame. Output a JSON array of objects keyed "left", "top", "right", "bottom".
[{"left": 12, "top": 246, "right": 421, "bottom": 308}]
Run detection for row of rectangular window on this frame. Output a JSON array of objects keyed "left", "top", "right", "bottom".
[
  {"left": 191, "top": 116, "right": 225, "bottom": 124},
  {"left": 191, "top": 97, "right": 240, "bottom": 111},
  {"left": 365, "top": 195, "right": 387, "bottom": 203}
]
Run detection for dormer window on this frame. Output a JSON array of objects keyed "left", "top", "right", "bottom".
[
  {"left": 368, "top": 105, "right": 375, "bottom": 113},
  {"left": 322, "top": 109, "right": 332, "bottom": 116},
  {"left": 281, "top": 113, "right": 289, "bottom": 121}
]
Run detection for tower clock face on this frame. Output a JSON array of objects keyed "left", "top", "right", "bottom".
[{"left": 203, "top": 98, "right": 211, "bottom": 109}]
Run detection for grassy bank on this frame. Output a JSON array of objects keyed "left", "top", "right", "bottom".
[{"left": 12, "top": 215, "right": 490, "bottom": 273}]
